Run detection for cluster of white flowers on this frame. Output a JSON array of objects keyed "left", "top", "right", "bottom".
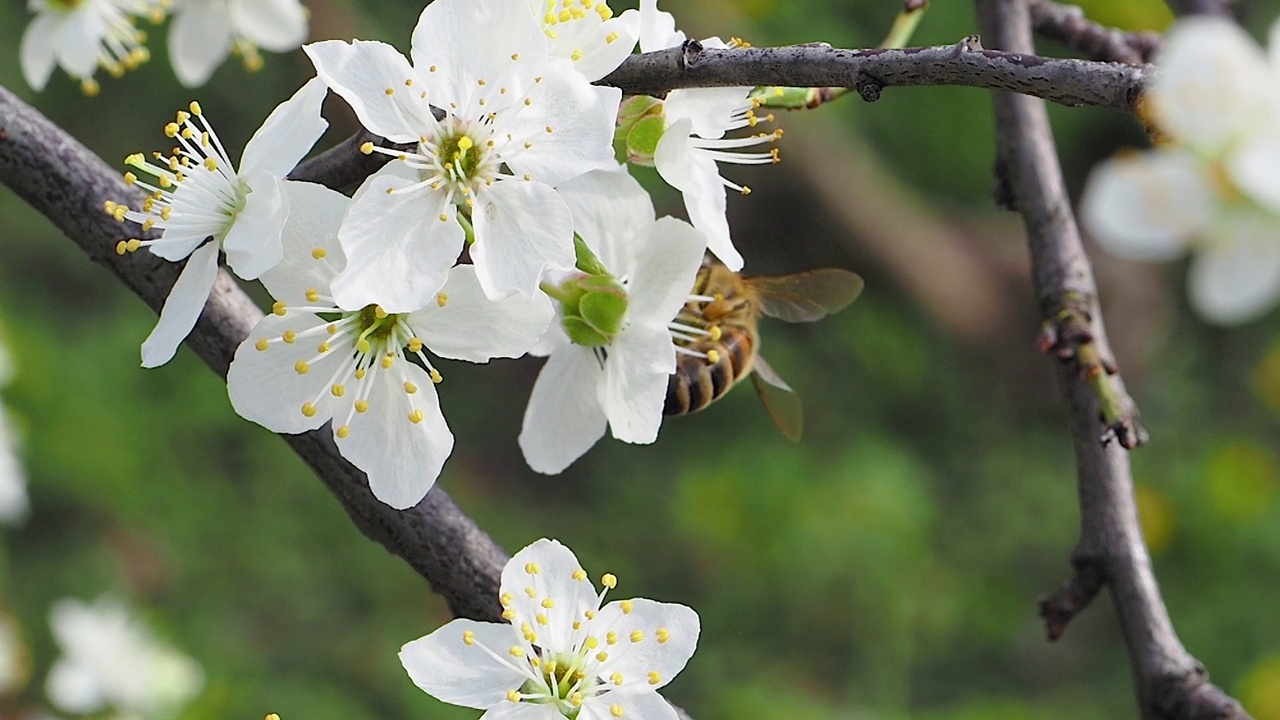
[
  {"left": 20, "top": 0, "right": 307, "bottom": 93},
  {"left": 112, "top": 0, "right": 782, "bottom": 510},
  {"left": 1081, "top": 16, "right": 1280, "bottom": 325}
]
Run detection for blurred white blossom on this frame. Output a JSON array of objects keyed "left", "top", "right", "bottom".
[
  {"left": 400, "top": 538, "right": 700, "bottom": 720},
  {"left": 0, "top": 335, "right": 27, "bottom": 526},
  {"left": 168, "top": 0, "right": 308, "bottom": 87},
  {"left": 20, "top": 0, "right": 165, "bottom": 94},
  {"left": 45, "top": 596, "right": 203, "bottom": 720},
  {"left": 1081, "top": 17, "right": 1280, "bottom": 325}
]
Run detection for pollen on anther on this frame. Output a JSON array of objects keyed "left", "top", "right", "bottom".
[
  {"left": 408, "top": 409, "right": 424, "bottom": 424},
  {"left": 430, "top": 369, "right": 443, "bottom": 384},
  {"left": 601, "top": 573, "right": 617, "bottom": 589},
  {"left": 355, "top": 400, "right": 370, "bottom": 413},
  {"left": 404, "top": 381, "right": 418, "bottom": 395},
  {"left": 572, "top": 568, "right": 587, "bottom": 581},
  {"left": 436, "top": 292, "right": 448, "bottom": 307},
  {"left": 525, "top": 587, "right": 537, "bottom": 599},
  {"left": 596, "top": 650, "right": 608, "bottom": 662},
  {"left": 606, "top": 631, "right": 618, "bottom": 645},
  {"left": 610, "top": 672, "right": 624, "bottom": 686},
  {"left": 630, "top": 630, "right": 644, "bottom": 643},
  {"left": 301, "top": 402, "right": 317, "bottom": 418},
  {"left": 506, "top": 690, "right": 520, "bottom": 703},
  {"left": 657, "top": 628, "right": 670, "bottom": 643},
  {"left": 294, "top": 360, "right": 309, "bottom": 375},
  {"left": 408, "top": 337, "right": 424, "bottom": 352},
  {"left": 254, "top": 338, "right": 269, "bottom": 352},
  {"left": 709, "top": 326, "right": 722, "bottom": 341},
  {"left": 312, "top": 247, "right": 328, "bottom": 260},
  {"left": 380, "top": 355, "right": 394, "bottom": 370},
  {"left": 317, "top": 341, "right": 330, "bottom": 353},
  {"left": 508, "top": 646, "right": 525, "bottom": 658},
  {"left": 540, "top": 598, "right": 554, "bottom": 609},
  {"left": 331, "top": 384, "right": 345, "bottom": 397},
  {"left": 462, "top": 630, "right": 476, "bottom": 646},
  {"left": 620, "top": 600, "right": 634, "bottom": 615},
  {"left": 502, "top": 608, "right": 516, "bottom": 620},
  {"left": 706, "top": 349, "right": 721, "bottom": 363},
  {"left": 306, "top": 289, "right": 320, "bottom": 303},
  {"left": 283, "top": 330, "right": 297, "bottom": 344},
  {"left": 272, "top": 301, "right": 288, "bottom": 316},
  {"left": 648, "top": 671, "right": 661, "bottom": 685},
  {"left": 336, "top": 425, "right": 350, "bottom": 439}
]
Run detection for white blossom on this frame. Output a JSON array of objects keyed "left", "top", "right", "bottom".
[
  {"left": 520, "top": 170, "right": 705, "bottom": 474},
  {"left": 107, "top": 77, "right": 328, "bottom": 367},
  {"left": 168, "top": 0, "right": 309, "bottom": 87},
  {"left": 228, "top": 182, "right": 552, "bottom": 509},
  {"left": 1081, "top": 17, "right": 1280, "bottom": 324},
  {"left": 529, "top": 0, "right": 639, "bottom": 81},
  {"left": 0, "top": 335, "right": 27, "bottom": 526},
  {"left": 303, "top": 0, "right": 621, "bottom": 311},
  {"left": 401, "top": 538, "right": 699, "bottom": 720},
  {"left": 20, "top": 0, "right": 165, "bottom": 95},
  {"left": 45, "top": 596, "right": 203, "bottom": 720},
  {"left": 634, "top": 0, "right": 780, "bottom": 271}
]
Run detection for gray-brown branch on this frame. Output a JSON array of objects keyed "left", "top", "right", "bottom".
[
  {"left": 974, "top": 2, "right": 1250, "bottom": 718},
  {"left": 600, "top": 39, "right": 1150, "bottom": 112},
  {"left": 1027, "top": 0, "right": 1160, "bottom": 64}
]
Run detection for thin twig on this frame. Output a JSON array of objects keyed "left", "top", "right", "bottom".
[
  {"left": 973, "top": 2, "right": 1250, "bottom": 718},
  {"left": 1027, "top": 0, "right": 1161, "bottom": 64},
  {"left": 601, "top": 39, "right": 1150, "bottom": 112}
]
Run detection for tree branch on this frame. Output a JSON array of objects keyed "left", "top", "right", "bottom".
[
  {"left": 973, "top": 2, "right": 1250, "bottom": 718},
  {"left": 600, "top": 39, "right": 1150, "bottom": 112},
  {"left": 1027, "top": 0, "right": 1161, "bottom": 64}
]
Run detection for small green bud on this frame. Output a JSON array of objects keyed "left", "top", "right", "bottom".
[
  {"left": 545, "top": 273, "right": 630, "bottom": 348},
  {"left": 625, "top": 115, "right": 666, "bottom": 166}
]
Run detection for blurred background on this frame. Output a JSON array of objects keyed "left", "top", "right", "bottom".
[{"left": 1, "top": 0, "right": 1279, "bottom": 718}]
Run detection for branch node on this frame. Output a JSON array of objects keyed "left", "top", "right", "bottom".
[
  {"left": 853, "top": 73, "right": 883, "bottom": 102},
  {"left": 1037, "top": 560, "right": 1105, "bottom": 640},
  {"left": 681, "top": 38, "right": 704, "bottom": 68}
]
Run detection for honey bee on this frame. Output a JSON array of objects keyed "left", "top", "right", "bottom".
[{"left": 663, "top": 257, "right": 864, "bottom": 440}]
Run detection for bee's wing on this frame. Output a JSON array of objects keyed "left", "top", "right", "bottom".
[
  {"left": 750, "top": 269, "right": 865, "bottom": 323},
  {"left": 751, "top": 356, "right": 803, "bottom": 442}
]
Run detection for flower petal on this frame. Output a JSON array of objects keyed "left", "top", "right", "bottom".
[
  {"left": 260, "top": 181, "right": 348, "bottom": 304},
  {"left": 304, "top": 40, "right": 431, "bottom": 143},
  {"left": 227, "top": 312, "right": 338, "bottom": 435},
  {"left": 556, "top": 169, "right": 653, "bottom": 275},
  {"left": 20, "top": 13, "right": 57, "bottom": 91},
  {"left": 663, "top": 87, "right": 753, "bottom": 140},
  {"left": 240, "top": 77, "right": 329, "bottom": 178},
  {"left": 472, "top": 180, "right": 576, "bottom": 300},
  {"left": 550, "top": 8, "right": 640, "bottom": 82},
  {"left": 505, "top": 63, "right": 622, "bottom": 187},
  {"left": 0, "top": 408, "right": 29, "bottom": 525},
  {"left": 626, "top": 216, "right": 707, "bottom": 325},
  {"left": 1188, "top": 213, "right": 1280, "bottom": 324},
  {"left": 169, "top": 0, "right": 234, "bottom": 87},
  {"left": 638, "top": 0, "right": 684, "bottom": 52},
  {"left": 479, "top": 703, "right": 566, "bottom": 720},
  {"left": 400, "top": 619, "right": 526, "bottom": 710},
  {"left": 501, "top": 539, "right": 599, "bottom": 650},
  {"left": 338, "top": 361, "right": 452, "bottom": 509},
  {"left": 53, "top": 8, "right": 106, "bottom": 79},
  {"left": 140, "top": 242, "right": 221, "bottom": 368},
  {"left": 410, "top": 265, "right": 552, "bottom": 362},
  {"left": 1079, "top": 150, "right": 1211, "bottom": 261},
  {"left": 1150, "top": 17, "right": 1275, "bottom": 151},
  {"left": 410, "top": 0, "right": 549, "bottom": 107},
  {"left": 1227, "top": 127, "right": 1280, "bottom": 213},
  {"left": 46, "top": 658, "right": 106, "bottom": 715},
  {"left": 222, "top": 169, "right": 287, "bottom": 280},
  {"left": 591, "top": 598, "right": 699, "bottom": 691},
  {"left": 653, "top": 129, "right": 741, "bottom": 272},
  {"left": 331, "top": 167, "right": 463, "bottom": 312},
  {"left": 519, "top": 347, "right": 608, "bottom": 474},
  {"left": 582, "top": 690, "right": 677, "bottom": 720},
  {"left": 228, "top": 0, "right": 307, "bottom": 51},
  {"left": 603, "top": 326, "right": 673, "bottom": 444}
]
